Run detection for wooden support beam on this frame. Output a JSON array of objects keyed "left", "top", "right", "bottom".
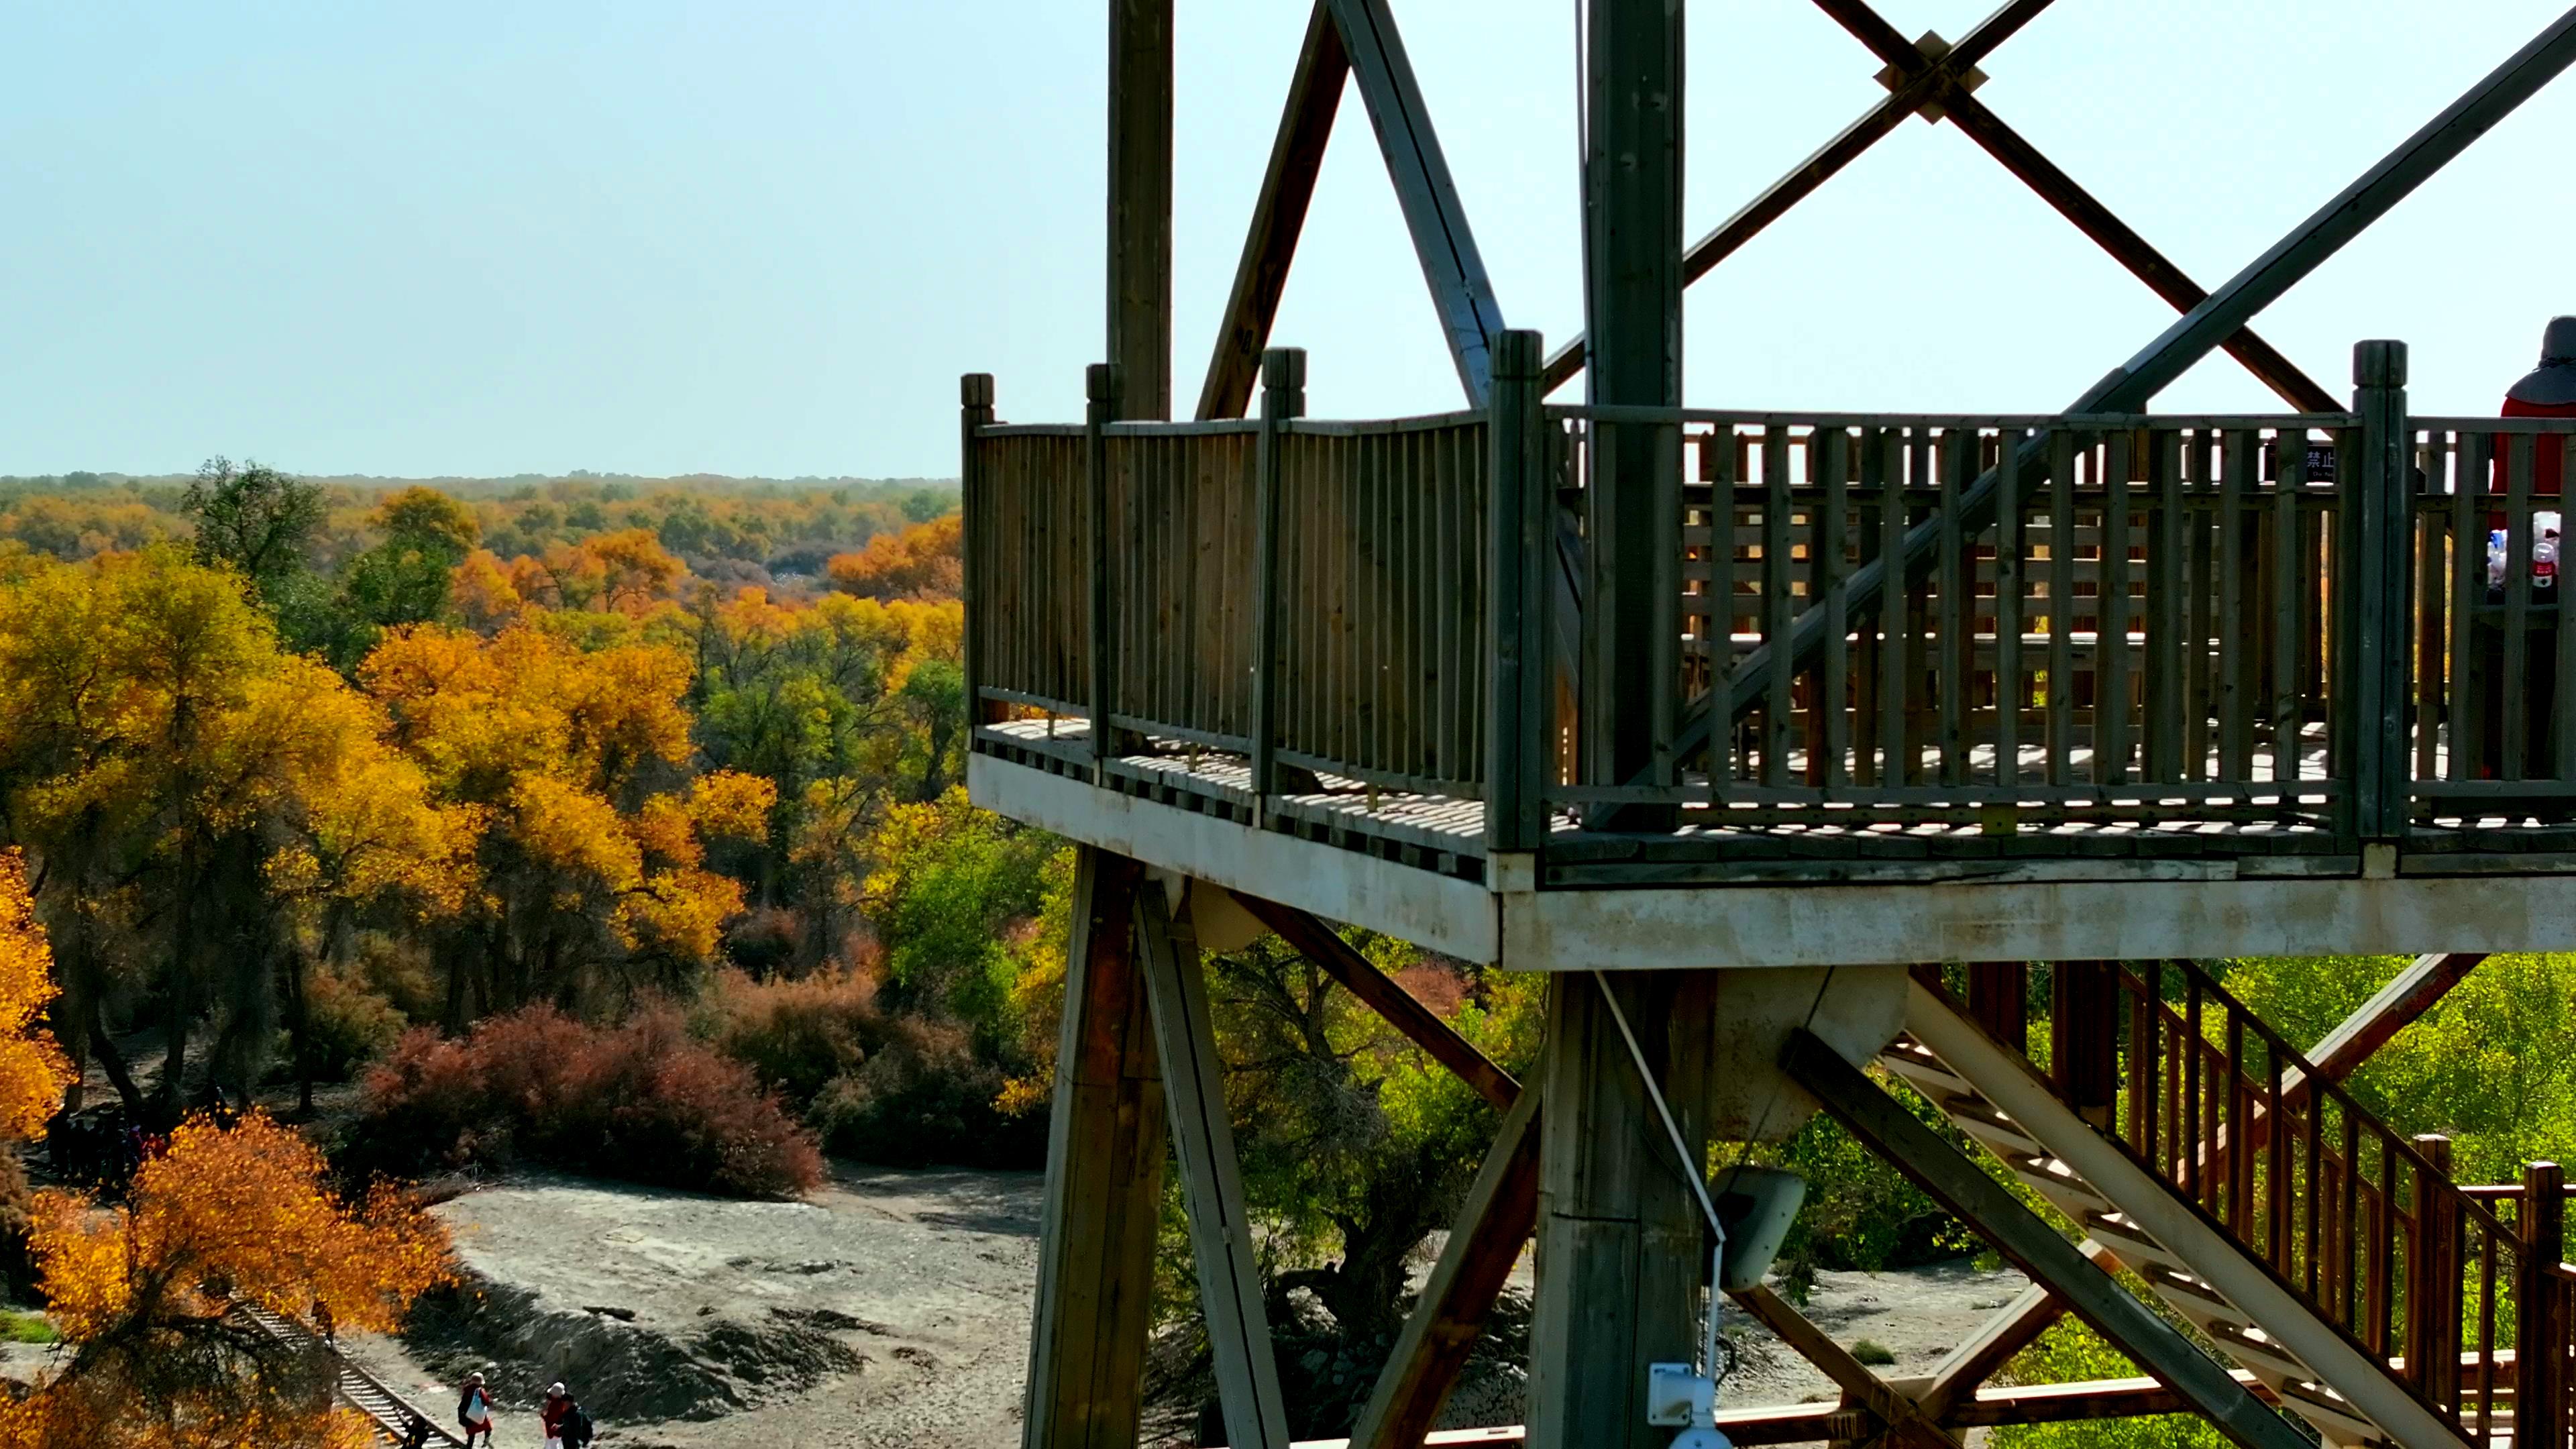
[
  {"left": 1807, "top": 0, "right": 2337, "bottom": 413},
  {"left": 1195, "top": 4, "right": 1348, "bottom": 421},
  {"left": 1917, "top": 1284, "right": 2063, "bottom": 1419},
  {"left": 1021, "top": 850, "right": 1169, "bottom": 1449},
  {"left": 1780, "top": 1026, "right": 2313, "bottom": 1449},
  {"left": 1136, "top": 881, "right": 1291, "bottom": 1449},
  {"left": 1674, "top": 4, "right": 2576, "bottom": 760},
  {"left": 1324, "top": 0, "right": 1507, "bottom": 405},
  {"left": 1576, "top": 0, "right": 1683, "bottom": 833},
  {"left": 2304, "top": 952, "right": 2485, "bottom": 1084},
  {"left": 1108, "top": 0, "right": 1174, "bottom": 421},
  {"left": 1348, "top": 1078, "right": 1544, "bottom": 1449},
  {"left": 1232, "top": 891, "right": 1519, "bottom": 1112},
  {"left": 1538, "top": 0, "right": 2055, "bottom": 393},
  {"left": 1528, "top": 973, "right": 1709, "bottom": 1449}
]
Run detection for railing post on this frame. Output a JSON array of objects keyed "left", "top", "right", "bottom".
[
  {"left": 2347, "top": 340, "right": 2412, "bottom": 845},
  {"left": 1249, "top": 347, "right": 1304, "bottom": 817},
  {"left": 2410, "top": 1134, "right": 2460, "bottom": 1407},
  {"left": 960, "top": 374, "right": 996, "bottom": 734},
  {"left": 1086, "top": 363, "right": 1120, "bottom": 784},
  {"left": 2519, "top": 1160, "right": 2565, "bottom": 1449},
  {"left": 1485, "top": 330, "right": 1550, "bottom": 856}
]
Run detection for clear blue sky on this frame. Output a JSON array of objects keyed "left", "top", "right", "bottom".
[{"left": 5, "top": 2, "right": 2575, "bottom": 478}]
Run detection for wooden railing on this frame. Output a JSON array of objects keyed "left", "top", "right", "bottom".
[
  {"left": 1590, "top": 412, "right": 2353, "bottom": 829},
  {"left": 964, "top": 337, "right": 2576, "bottom": 865},
  {"left": 963, "top": 354, "right": 1492, "bottom": 802},
  {"left": 2000, "top": 959, "right": 2573, "bottom": 1444}
]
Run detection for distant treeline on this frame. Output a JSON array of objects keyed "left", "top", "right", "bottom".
[{"left": 0, "top": 468, "right": 959, "bottom": 584}]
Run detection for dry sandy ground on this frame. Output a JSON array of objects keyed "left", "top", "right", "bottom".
[{"left": 323, "top": 1166, "right": 2034, "bottom": 1448}]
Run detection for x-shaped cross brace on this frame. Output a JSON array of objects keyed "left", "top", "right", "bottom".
[{"left": 1541, "top": 0, "right": 2339, "bottom": 413}]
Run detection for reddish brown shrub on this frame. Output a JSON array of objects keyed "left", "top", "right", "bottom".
[
  {"left": 358, "top": 1006, "right": 822, "bottom": 1199},
  {"left": 697, "top": 967, "right": 883, "bottom": 1102}
]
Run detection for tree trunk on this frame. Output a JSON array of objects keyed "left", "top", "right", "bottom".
[
  {"left": 284, "top": 946, "right": 315, "bottom": 1117},
  {"left": 87, "top": 1000, "right": 145, "bottom": 1119},
  {"left": 159, "top": 835, "right": 199, "bottom": 1117}
]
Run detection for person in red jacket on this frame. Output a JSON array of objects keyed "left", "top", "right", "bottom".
[{"left": 2481, "top": 317, "right": 2576, "bottom": 780}]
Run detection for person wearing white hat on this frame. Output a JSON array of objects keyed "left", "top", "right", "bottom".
[
  {"left": 455, "top": 1371, "right": 494, "bottom": 1448},
  {"left": 541, "top": 1381, "right": 595, "bottom": 1449}
]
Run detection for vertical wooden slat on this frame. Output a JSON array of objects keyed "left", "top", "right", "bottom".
[
  {"left": 1712, "top": 428, "right": 1742, "bottom": 794},
  {"left": 1939, "top": 429, "right": 1969, "bottom": 787},
  {"left": 2150, "top": 429, "right": 2186, "bottom": 782},
  {"left": 2098, "top": 433, "right": 2135, "bottom": 786},
  {"left": 2273, "top": 436, "right": 2306, "bottom": 794},
  {"left": 2184, "top": 974, "right": 2204, "bottom": 1206},
  {"left": 2049, "top": 431, "right": 2077, "bottom": 786},
  {"left": 2417, "top": 431, "right": 2450, "bottom": 787},
  {"left": 2220, "top": 430, "right": 2255, "bottom": 784},
  {"left": 2504, "top": 433, "right": 2536, "bottom": 781},
  {"left": 2185, "top": 430, "right": 2215, "bottom": 782},
  {"left": 1996, "top": 427, "right": 2025, "bottom": 790},
  {"left": 2450, "top": 433, "right": 2490, "bottom": 784},
  {"left": 2304, "top": 1090, "right": 2324, "bottom": 1300},
  {"left": 1087, "top": 366, "right": 1120, "bottom": 777},
  {"left": 2267, "top": 1051, "right": 2289, "bottom": 1271},
  {"left": 2518, "top": 1162, "right": 2567, "bottom": 1449},
  {"left": 1881, "top": 429, "right": 1913, "bottom": 788},
  {"left": 2561, "top": 435, "right": 2576, "bottom": 784},
  {"left": 1853, "top": 428, "right": 1882, "bottom": 789},
  {"left": 2129, "top": 973, "right": 2157, "bottom": 1155},
  {"left": 1819, "top": 426, "right": 1851, "bottom": 788},
  {"left": 1764, "top": 427, "right": 1794, "bottom": 788},
  {"left": 2338, "top": 1105, "right": 2361, "bottom": 1329},
  {"left": 2224, "top": 1014, "right": 2250, "bottom": 1232},
  {"left": 1250, "top": 352, "right": 1304, "bottom": 804}
]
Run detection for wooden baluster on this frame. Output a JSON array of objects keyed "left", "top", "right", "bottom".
[
  {"left": 2220, "top": 429, "right": 2256, "bottom": 784},
  {"left": 2149, "top": 429, "right": 2186, "bottom": 782},
  {"left": 2416, "top": 432, "right": 2450, "bottom": 788},
  {"left": 2480, "top": 1218, "right": 2500, "bottom": 1444},
  {"left": 2185, "top": 973, "right": 2204, "bottom": 1205},
  {"left": 1940, "top": 429, "right": 1970, "bottom": 787},
  {"left": 2519, "top": 1162, "right": 2567, "bottom": 1449},
  {"left": 2129, "top": 971, "right": 2158, "bottom": 1157},
  {"left": 1880, "top": 429, "right": 1913, "bottom": 788},
  {"left": 1996, "top": 427, "right": 2024, "bottom": 792},
  {"left": 2452, "top": 433, "right": 2491, "bottom": 784},
  {"left": 2273, "top": 433, "right": 2307, "bottom": 799},
  {"left": 2267, "top": 1051, "right": 2290, "bottom": 1272},
  {"left": 2226, "top": 1012, "right": 2251, "bottom": 1234},
  {"left": 1764, "top": 428, "right": 1793, "bottom": 788},
  {"left": 2367, "top": 1134, "right": 2394, "bottom": 1357},
  {"left": 2048, "top": 431, "right": 2078, "bottom": 787},
  {"left": 2340, "top": 1106, "right": 2363, "bottom": 1330},
  {"left": 2306, "top": 1094, "right": 2326, "bottom": 1301},
  {"left": 2508, "top": 435, "right": 2538, "bottom": 782},
  {"left": 2412, "top": 1135, "right": 2459, "bottom": 1408},
  {"left": 1819, "top": 426, "right": 1851, "bottom": 791},
  {"left": 2099, "top": 431, "right": 2135, "bottom": 786},
  {"left": 1969, "top": 961, "right": 2029, "bottom": 1057}
]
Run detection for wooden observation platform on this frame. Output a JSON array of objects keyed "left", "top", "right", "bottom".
[{"left": 973, "top": 5, "right": 2576, "bottom": 1448}]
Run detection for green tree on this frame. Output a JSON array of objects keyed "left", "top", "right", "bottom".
[
  {"left": 179, "top": 457, "right": 324, "bottom": 599},
  {"left": 339, "top": 486, "right": 482, "bottom": 647}
]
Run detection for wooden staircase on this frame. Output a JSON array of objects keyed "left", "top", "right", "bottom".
[
  {"left": 1880, "top": 963, "right": 2569, "bottom": 1449},
  {"left": 1879, "top": 1030, "right": 2385, "bottom": 1446}
]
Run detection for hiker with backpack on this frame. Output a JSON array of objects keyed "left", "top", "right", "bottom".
[
  {"left": 456, "top": 1371, "right": 495, "bottom": 1448},
  {"left": 541, "top": 1381, "right": 596, "bottom": 1449}
]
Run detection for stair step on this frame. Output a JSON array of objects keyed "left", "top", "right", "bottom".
[
  {"left": 2136, "top": 1263, "right": 2242, "bottom": 1320},
  {"left": 2081, "top": 1212, "right": 2188, "bottom": 1270},
  {"left": 2203, "top": 1320, "right": 2315, "bottom": 1381},
  {"left": 2273, "top": 1377, "right": 2383, "bottom": 1442},
  {"left": 2007, "top": 1155, "right": 2115, "bottom": 1215},
  {"left": 1878, "top": 1046, "right": 1974, "bottom": 1097}
]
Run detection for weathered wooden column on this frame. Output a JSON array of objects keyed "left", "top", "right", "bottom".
[
  {"left": 1107, "top": 0, "right": 1173, "bottom": 422},
  {"left": 1020, "top": 851, "right": 1168, "bottom": 1449},
  {"left": 1578, "top": 0, "right": 1682, "bottom": 833},
  {"left": 2517, "top": 1161, "right": 2566, "bottom": 1449},
  {"left": 1529, "top": 973, "right": 1712, "bottom": 1449}
]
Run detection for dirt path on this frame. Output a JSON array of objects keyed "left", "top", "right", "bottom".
[
  {"left": 327, "top": 1165, "right": 2038, "bottom": 1448},
  {"left": 349, "top": 1165, "right": 1044, "bottom": 1449}
]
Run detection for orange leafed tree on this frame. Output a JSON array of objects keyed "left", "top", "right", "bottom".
[
  {"left": 4, "top": 1114, "right": 454, "bottom": 1449},
  {"left": 0, "top": 851, "right": 70, "bottom": 1137},
  {"left": 823, "top": 513, "right": 960, "bottom": 601}
]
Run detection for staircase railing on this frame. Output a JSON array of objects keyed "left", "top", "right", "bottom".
[{"left": 1985, "top": 959, "right": 2571, "bottom": 1445}]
